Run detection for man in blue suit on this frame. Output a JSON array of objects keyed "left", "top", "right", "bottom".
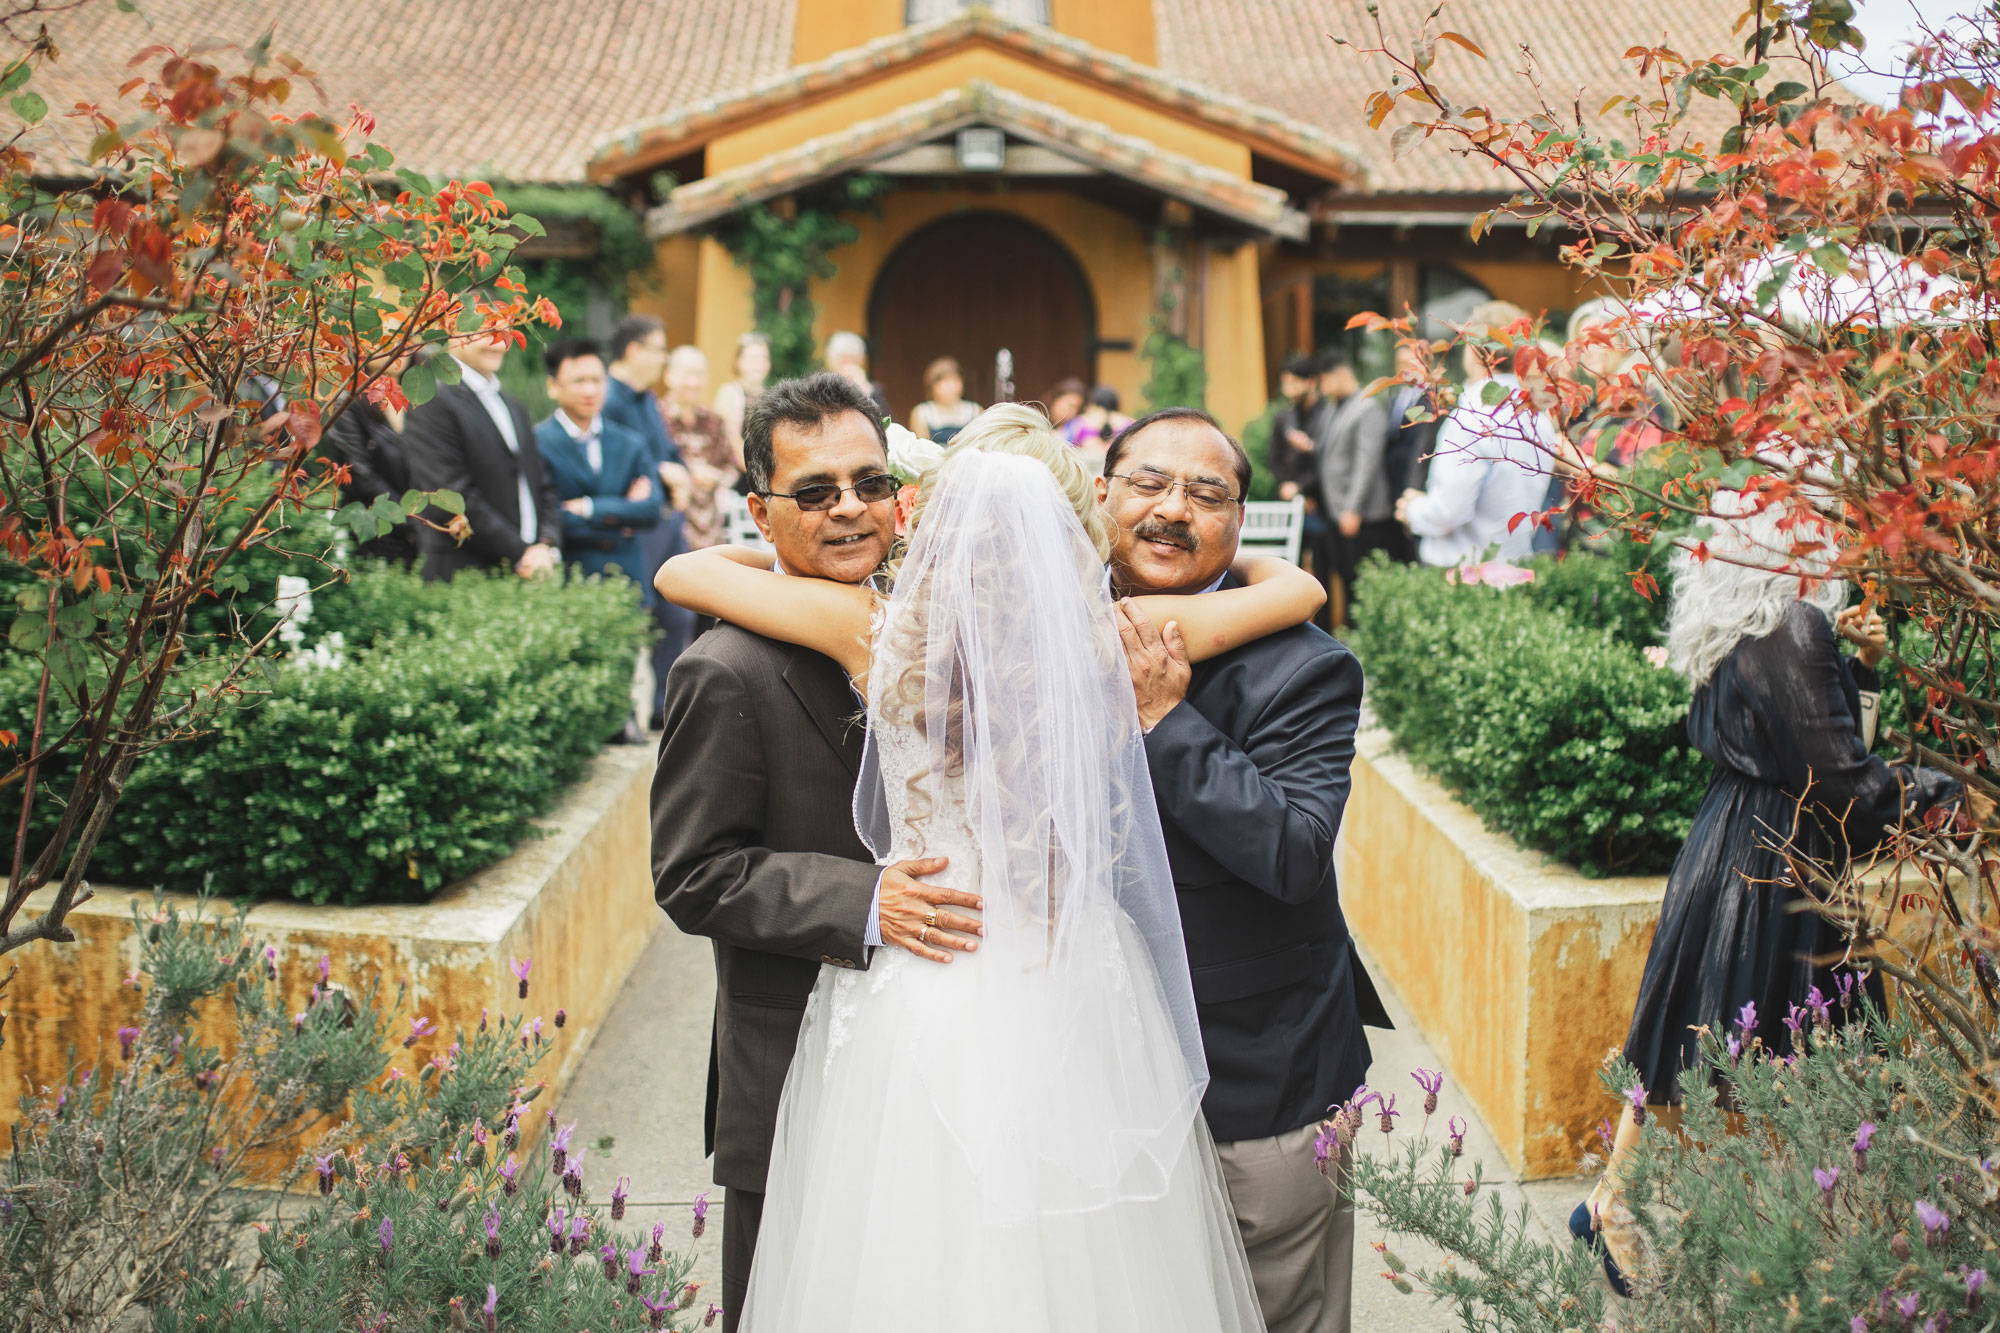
[
  {"left": 605, "top": 314, "right": 694, "bottom": 726},
  {"left": 536, "top": 338, "right": 662, "bottom": 593}
]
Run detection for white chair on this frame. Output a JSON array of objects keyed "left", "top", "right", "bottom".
[
  {"left": 1239, "top": 497, "right": 1306, "bottom": 565},
  {"left": 718, "top": 489, "right": 769, "bottom": 550}
]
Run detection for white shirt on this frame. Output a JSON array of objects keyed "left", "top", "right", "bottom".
[
  {"left": 552, "top": 408, "right": 604, "bottom": 518},
  {"left": 1402, "top": 375, "right": 1556, "bottom": 568},
  {"left": 455, "top": 357, "right": 538, "bottom": 546}
]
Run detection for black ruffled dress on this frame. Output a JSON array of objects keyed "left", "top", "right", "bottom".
[{"left": 1621, "top": 601, "right": 1962, "bottom": 1102}]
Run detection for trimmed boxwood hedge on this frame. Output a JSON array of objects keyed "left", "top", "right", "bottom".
[
  {"left": 2, "top": 565, "right": 649, "bottom": 905},
  {"left": 1349, "top": 553, "right": 1706, "bottom": 877}
]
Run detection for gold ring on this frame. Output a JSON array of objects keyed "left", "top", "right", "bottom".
[
  {"left": 924, "top": 909, "right": 939, "bottom": 929},
  {"left": 918, "top": 925, "right": 931, "bottom": 946}
]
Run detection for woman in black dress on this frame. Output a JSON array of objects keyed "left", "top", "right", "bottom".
[{"left": 1573, "top": 503, "right": 1972, "bottom": 1290}]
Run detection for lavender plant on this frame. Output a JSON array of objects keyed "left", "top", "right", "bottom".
[
  {"left": 1341, "top": 988, "right": 1998, "bottom": 1331},
  {"left": 0, "top": 892, "right": 565, "bottom": 1331}
]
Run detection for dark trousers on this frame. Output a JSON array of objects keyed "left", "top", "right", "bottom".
[
  {"left": 642, "top": 512, "right": 694, "bottom": 721},
  {"left": 720, "top": 1186, "right": 764, "bottom": 1333},
  {"left": 1333, "top": 518, "right": 1404, "bottom": 625}
]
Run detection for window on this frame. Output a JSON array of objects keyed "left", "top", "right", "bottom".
[{"left": 906, "top": 0, "right": 1049, "bottom": 23}]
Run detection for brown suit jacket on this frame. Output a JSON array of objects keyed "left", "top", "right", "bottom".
[{"left": 651, "top": 624, "right": 878, "bottom": 1193}]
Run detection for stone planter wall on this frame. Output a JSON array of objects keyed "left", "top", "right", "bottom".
[
  {"left": 3, "top": 745, "right": 660, "bottom": 1167},
  {"left": 1339, "top": 728, "right": 1667, "bottom": 1180}
]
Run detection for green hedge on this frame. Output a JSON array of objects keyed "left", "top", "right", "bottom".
[
  {"left": 4, "top": 566, "right": 648, "bottom": 905},
  {"left": 1349, "top": 554, "right": 1705, "bottom": 876}
]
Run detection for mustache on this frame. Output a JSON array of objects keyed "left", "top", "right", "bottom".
[{"left": 1132, "top": 519, "right": 1198, "bottom": 552}]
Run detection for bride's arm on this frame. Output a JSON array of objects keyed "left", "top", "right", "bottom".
[
  {"left": 654, "top": 546, "right": 875, "bottom": 678},
  {"left": 1129, "top": 556, "right": 1324, "bottom": 663}
]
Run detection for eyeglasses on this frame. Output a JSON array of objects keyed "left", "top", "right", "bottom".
[
  {"left": 1109, "top": 471, "right": 1240, "bottom": 513},
  {"left": 757, "top": 473, "right": 900, "bottom": 512}
]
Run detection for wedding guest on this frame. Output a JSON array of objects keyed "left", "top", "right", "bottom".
[
  {"left": 1268, "top": 354, "right": 1335, "bottom": 609},
  {"left": 1393, "top": 301, "right": 1558, "bottom": 568},
  {"left": 403, "top": 331, "right": 561, "bottom": 583},
  {"left": 605, "top": 313, "right": 695, "bottom": 722},
  {"left": 534, "top": 339, "right": 659, "bottom": 591},
  {"left": 825, "top": 329, "right": 891, "bottom": 421},
  {"left": 1573, "top": 499, "right": 1983, "bottom": 1293},
  {"left": 1060, "top": 384, "right": 1131, "bottom": 451},
  {"left": 663, "top": 345, "right": 740, "bottom": 550},
  {"left": 1042, "top": 376, "right": 1087, "bottom": 429},
  {"left": 714, "top": 331, "right": 771, "bottom": 470},
  {"left": 907, "top": 356, "right": 979, "bottom": 443},
  {"left": 321, "top": 354, "right": 418, "bottom": 567},
  {"left": 1105, "top": 407, "right": 1389, "bottom": 1333},
  {"left": 1380, "top": 342, "right": 1438, "bottom": 562},
  {"left": 1313, "top": 352, "right": 1393, "bottom": 623},
  {"left": 1556, "top": 299, "right": 1677, "bottom": 550}
]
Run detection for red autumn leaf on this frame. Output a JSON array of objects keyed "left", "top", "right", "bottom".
[{"left": 85, "top": 247, "right": 125, "bottom": 294}]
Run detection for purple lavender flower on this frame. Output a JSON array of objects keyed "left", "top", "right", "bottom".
[
  {"left": 1462, "top": 1176, "right": 1477, "bottom": 1196},
  {"left": 510, "top": 956, "right": 531, "bottom": 1000},
  {"left": 551, "top": 1120, "right": 576, "bottom": 1175},
  {"left": 547, "top": 1207, "right": 567, "bottom": 1256},
  {"left": 1917, "top": 1199, "right": 1950, "bottom": 1248},
  {"left": 1448, "top": 1115, "right": 1467, "bottom": 1158},
  {"left": 262, "top": 945, "right": 278, "bottom": 979},
  {"left": 116, "top": 1026, "right": 139, "bottom": 1060},
  {"left": 403, "top": 1016, "right": 436, "bottom": 1049},
  {"left": 555, "top": 1008, "right": 567, "bottom": 1029},
  {"left": 692, "top": 1191, "right": 710, "bottom": 1239},
  {"left": 531, "top": 1016, "right": 544, "bottom": 1044},
  {"left": 627, "top": 1246, "right": 656, "bottom": 1295},
  {"left": 1966, "top": 1266, "right": 1988, "bottom": 1312},
  {"left": 1806, "top": 985, "right": 1832, "bottom": 1027},
  {"left": 483, "top": 1285, "right": 498, "bottom": 1333},
  {"left": 1727, "top": 1034, "right": 1743, "bottom": 1063},
  {"left": 1850, "top": 1318, "right": 1867, "bottom": 1333},
  {"left": 318, "top": 954, "right": 331, "bottom": 984},
  {"left": 1899, "top": 1292, "right": 1920, "bottom": 1320},
  {"left": 499, "top": 1156, "right": 521, "bottom": 1196},
  {"left": 1375, "top": 1093, "right": 1399, "bottom": 1135},
  {"left": 639, "top": 1290, "right": 677, "bottom": 1331},
  {"left": 1855, "top": 1121, "right": 1877, "bottom": 1174},
  {"left": 1838, "top": 971, "right": 1859, "bottom": 1009},
  {"left": 567, "top": 1213, "right": 590, "bottom": 1257},
  {"left": 377, "top": 1217, "right": 394, "bottom": 1260},
  {"left": 648, "top": 1221, "right": 665, "bottom": 1264},
  {"left": 503, "top": 1112, "right": 520, "bottom": 1150},
  {"left": 1313, "top": 1121, "right": 1340, "bottom": 1176},
  {"left": 1737, "top": 1000, "right": 1758, "bottom": 1034},
  {"left": 484, "top": 1204, "right": 502, "bottom": 1259},
  {"left": 1411, "top": 1069, "right": 1443, "bottom": 1116},
  {"left": 1625, "top": 1082, "right": 1647, "bottom": 1126},
  {"left": 600, "top": 1242, "right": 619, "bottom": 1282},
  {"left": 562, "top": 1161, "right": 582, "bottom": 1199},
  {"left": 1815, "top": 1166, "right": 1840, "bottom": 1199},
  {"left": 315, "top": 1154, "right": 337, "bottom": 1195},
  {"left": 1783, "top": 1004, "right": 1808, "bottom": 1040},
  {"left": 706, "top": 1305, "right": 720, "bottom": 1328}
]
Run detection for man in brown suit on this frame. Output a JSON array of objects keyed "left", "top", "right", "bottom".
[{"left": 651, "top": 373, "right": 979, "bottom": 1332}]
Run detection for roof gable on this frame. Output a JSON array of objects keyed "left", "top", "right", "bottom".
[{"left": 589, "top": 8, "right": 1359, "bottom": 186}]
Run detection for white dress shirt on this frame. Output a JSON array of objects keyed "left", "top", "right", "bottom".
[
  {"left": 454, "top": 357, "right": 538, "bottom": 546},
  {"left": 1402, "top": 374, "right": 1557, "bottom": 567},
  {"left": 552, "top": 407, "right": 605, "bottom": 518}
]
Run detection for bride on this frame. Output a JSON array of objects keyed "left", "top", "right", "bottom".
[{"left": 656, "top": 404, "right": 1321, "bottom": 1331}]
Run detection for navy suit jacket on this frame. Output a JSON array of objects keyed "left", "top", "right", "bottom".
[
  {"left": 603, "top": 377, "right": 683, "bottom": 473},
  {"left": 1143, "top": 608, "right": 1389, "bottom": 1143},
  {"left": 535, "top": 415, "right": 660, "bottom": 593}
]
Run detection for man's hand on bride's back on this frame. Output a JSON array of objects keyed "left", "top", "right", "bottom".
[{"left": 879, "top": 856, "right": 983, "bottom": 964}]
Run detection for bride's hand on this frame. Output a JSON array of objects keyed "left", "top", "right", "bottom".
[{"left": 878, "top": 856, "right": 983, "bottom": 964}]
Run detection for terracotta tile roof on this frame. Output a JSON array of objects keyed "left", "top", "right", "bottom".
[
  {"left": 20, "top": 0, "right": 795, "bottom": 183},
  {"left": 651, "top": 80, "right": 1308, "bottom": 240},
  {"left": 588, "top": 8, "right": 1363, "bottom": 184},
  {"left": 1153, "top": 0, "right": 1767, "bottom": 196}
]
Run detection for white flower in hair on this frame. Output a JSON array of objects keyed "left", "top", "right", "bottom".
[{"left": 884, "top": 421, "right": 942, "bottom": 486}]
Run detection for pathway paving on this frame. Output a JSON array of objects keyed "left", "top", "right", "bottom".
[{"left": 558, "top": 923, "right": 1584, "bottom": 1331}]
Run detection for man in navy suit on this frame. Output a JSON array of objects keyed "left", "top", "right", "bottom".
[
  {"left": 403, "top": 330, "right": 563, "bottom": 583},
  {"left": 535, "top": 339, "right": 661, "bottom": 593},
  {"left": 1103, "top": 407, "right": 1388, "bottom": 1333}
]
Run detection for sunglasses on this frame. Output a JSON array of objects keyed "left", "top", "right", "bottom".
[{"left": 757, "top": 473, "right": 900, "bottom": 512}]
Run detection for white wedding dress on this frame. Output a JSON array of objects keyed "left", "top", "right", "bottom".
[{"left": 738, "top": 449, "right": 1264, "bottom": 1332}]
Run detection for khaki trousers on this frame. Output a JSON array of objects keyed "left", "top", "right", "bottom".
[{"left": 1215, "top": 1123, "right": 1355, "bottom": 1333}]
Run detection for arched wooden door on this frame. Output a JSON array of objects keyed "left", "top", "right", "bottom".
[{"left": 867, "top": 213, "right": 1096, "bottom": 421}]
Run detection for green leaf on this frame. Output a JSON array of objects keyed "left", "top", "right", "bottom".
[
  {"left": 1480, "top": 381, "right": 1508, "bottom": 407},
  {"left": 1755, "top": 259, "right": 1796, "bottom": 310},
  {"left": 510, "top": 213, "right": 546, "bottom": 238},
  {"left": 399, "top": 488, "right": 426, "bottom": 516},
  {"left": 0, "top": 61, "right": 30, "bottom": 95},
  {"left": 7, "top": 611, "right": 48, "bottom": 651},
  {"left": 400, "top": 358, "right": 436, "bottom": 406},
  {"left": 1812, "top": 242, "right": 1851, "bottom": 279},
  {"left": 1768, "top": 81, "right": 1808, "bottom": 104},
  {"left": 53, "top": 601, "right": 95, "bottom": 640},
  {"left": 381, "top": 257, "right": 425, "bottom": 292},
  {"left": 46, "top": 639, "right": 85, "bottom": 693},
  {"left": 431, "top": 489, "right": 465, "bottom": 517},
  {"left": 8, "top": 90, "right": 42, "bottom": 123},
  {"left": 429, "top": 354, "right": 461, "bottom": 386},
  {"left": 394, "top": 167, "right": 433, "bottom": 199}
]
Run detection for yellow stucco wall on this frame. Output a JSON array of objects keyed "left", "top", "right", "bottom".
[
  {"left": 626, "top": 233, "right": 702, "bottom": 355},
  {"left": 708, "top": 48, "right": 1252, "bottom": 177},
  {"left": 1201, "top": 242, "right": 1267, "bottom": 435},
  {"left": 1453, "top": 257, "right": 1597, "bottom": 321},
  {"left": 793, "top": 0, "right": 1160, "bottom": 71},
  {"left": 1049, "top": 0, "right": 1156, "bottom": 64},
  {"left": 693, "top": 235, "right": 760, "bottom": 400}
]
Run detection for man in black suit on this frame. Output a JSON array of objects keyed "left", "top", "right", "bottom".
[
  {"left": 402, "top": 330, "right": 562, "bottom": 582},
  {"left": 650, "top": 373, "right": 980, "bottom": 1333},
  {"left": 1102, "top": 407, "right": 1388, "bottom": 1333},
  {"left": 1381, "top": 341, "right": 1439, "bottom": 563}
]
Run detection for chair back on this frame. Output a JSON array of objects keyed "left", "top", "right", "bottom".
[
  {"left": 1238, "top": 497, "right": 1306, "bottom": 565},
  {"left": 718, "top": 490, "right": 770, "bottom": 551}
]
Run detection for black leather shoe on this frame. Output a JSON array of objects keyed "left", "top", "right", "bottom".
[{"left": 1569, "top": 1201, "right": 1632, "bottom": 1298}]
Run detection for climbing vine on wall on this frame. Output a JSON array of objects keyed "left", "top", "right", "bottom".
[
  {"left": 1141, "top": 232, "right": 1208, "bottom": 412},
  {"left": 714, "top": 174, "right": 890, "bottom": 379}
]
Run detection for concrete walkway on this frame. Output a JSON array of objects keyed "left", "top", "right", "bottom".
[{"left": 558, "top": 924, "right": 1579, "bottom": 1330}]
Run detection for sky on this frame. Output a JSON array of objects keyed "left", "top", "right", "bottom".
[{"left": 1834, "top": 0, "right": 1989, "bottom": 104}]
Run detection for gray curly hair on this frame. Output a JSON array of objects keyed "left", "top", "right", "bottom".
[{"left": 1665, "top": 496, "right": 1848, "bottom": 689}]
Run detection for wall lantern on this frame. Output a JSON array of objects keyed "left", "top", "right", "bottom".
[{"left": 955, "top": 128, "right": 1005, "bottom": 172}]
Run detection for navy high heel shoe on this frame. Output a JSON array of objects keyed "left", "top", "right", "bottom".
[{"left": 1568, "top": 1201, "right": 1633, "bottom": 1297}]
